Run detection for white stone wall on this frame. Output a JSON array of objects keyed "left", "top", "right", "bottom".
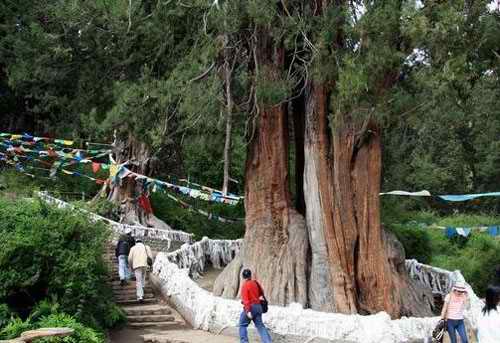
[
  {"left": 153, "top": 243, "right": 485, "bottom": 343},
  {"left": 37, "top": 191, "right": 194, "bottom": 244}
]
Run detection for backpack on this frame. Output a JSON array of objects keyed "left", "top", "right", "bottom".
[{"left": 431, "top": 319, "right": 446, "bottom": 343}]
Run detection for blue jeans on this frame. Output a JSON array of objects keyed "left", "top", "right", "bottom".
[
  {"left": 239, "top": 304, "right": 272, "bottom": 343},
  {"left": 118, "top": 255, "right": 131, "bottom": 281},
  {"left": 447, "top": 319, "right": 468, "bottom": 343}
]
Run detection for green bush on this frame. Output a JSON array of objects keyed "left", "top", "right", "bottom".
[
  {"left": 0, "top": 311, "right": 105, "bottom": 343},
  {"left": 0, "top": 304, "right": 12, "bottom": 329},
  {"left": 36, "top": 313, "right": 104, "bottom": 343},
  {"left": 74, "top": 198, "right": 120, "bottom": 222},
  {"left": 388, "top": 224, "right": 433, "bottom": 264},
  {"left": 385, "top": 208, "right": 500, "bottom": 297},
  {"left": 435, "top": 213, "right": 500, "bottom": 227},
  {"left": 0, "top": 197, "right": 124, "bottom": 330},
  {"left": 431, "top": 234, "right": 500, "bottom": 296},
  {"left": 0, "top": 317, "right": 32, "bottom": 339}
]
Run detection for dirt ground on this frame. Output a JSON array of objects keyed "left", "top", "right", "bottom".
[{"left": 194, "top": 266, "right": 223, "bottom": 292}]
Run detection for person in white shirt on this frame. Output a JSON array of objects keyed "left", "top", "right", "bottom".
[
  {"left": 477, "top": 285, "right": 500, "bottom": 343},
  {"left": 128, "top": 238, "right": 153, "bottom": 303}
]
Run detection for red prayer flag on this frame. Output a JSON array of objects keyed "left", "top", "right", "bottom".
[
  {"left": 92, "top": 162, "right": 101, "bottom": 174},
  {"left": 138, "top": 194, "right": 153, "bottom": 214}
]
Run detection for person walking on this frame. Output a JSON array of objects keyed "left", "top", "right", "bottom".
[
  {"left": 441, "top": 281, "right": 470, "bottom": 343},
  {"left": 239, "top": 269, "right": 272, "bottom": 343},
  {"left": 126, "top": 232, "right": 136, "bottom": 249},
  {"left": 128, "top": 238, "right": 153, "bottom": 303},
  {"left": 476, "top": 285, "right": 500, "bottom": 343},
  {"left": 115, "top": 234, "right": 131, "bottom": 286}
]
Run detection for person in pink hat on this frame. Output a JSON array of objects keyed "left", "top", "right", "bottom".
[{"left": 441, "top": 281, "right": 470, "bottom": 343}]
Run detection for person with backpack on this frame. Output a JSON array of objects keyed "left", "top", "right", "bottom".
[
  {"left": 476, "top": 285, "right": 500, "bottom": 343},
  {"left": 441, "top": 281, "right": 470, "bottom": 343},
  {"left": 115, "top": 234, "right": 131, "bottom": 286},
  {"left": 239, "top": 268, "right": 272, "bottom": 343},
  {"left": 128, "top": 238, "right": 153, "bottom": 303}
]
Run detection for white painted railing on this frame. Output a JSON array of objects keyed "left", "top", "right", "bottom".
[
  {"left": 165, "top": 237, "right": 242, "bottom": 278},
  {"left": 37, "top": 191, "right": 194, "bottom": 245}
]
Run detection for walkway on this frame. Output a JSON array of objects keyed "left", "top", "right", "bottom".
[
  {"left": 106, "top": 245, "right": 187, "bottom": 342},
  {"left": 105, "top": 244, "right": 235, "bottom": 343}
]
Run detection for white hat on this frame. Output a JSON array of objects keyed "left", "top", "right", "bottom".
[{"left": 452, "top": 281, "right": 467, "bottom": 292}]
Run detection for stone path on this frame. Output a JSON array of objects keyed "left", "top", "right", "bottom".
[
  {"left": 106, "top": 245, "right": 188, "bottom": 342},
  {"left": 105, "top": 245, "right": 236, "bottom": 343}
]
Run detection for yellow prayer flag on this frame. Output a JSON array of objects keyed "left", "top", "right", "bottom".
[{"left": 109, "top": 164, "right": 119, "bottom": 178}]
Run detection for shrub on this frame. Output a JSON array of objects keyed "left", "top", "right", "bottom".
[
  {"left": 0, "top": 317, "right": 32, "bottom": 339},
  {"left": 0, "top": 197, "right": 122, "bottom": 330},
  {"left": 388, "top": 224, "right": 433, "bottom": 264},
  {"left": 36, "top": 313, "right": 104, "bottom": 343},
  {"left": 431, "top": 234, "right": 500, "bottom": 296},
  {"left": 0, "top": 304, "right": 13, "bottom": 330},
  {"left": 75, "top": 198, "right": 120, "bottom": 222}
]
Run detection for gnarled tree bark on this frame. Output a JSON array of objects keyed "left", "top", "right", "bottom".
[
  {"left": 103, "top": 133, "right": 172, "bottom": 231},
  {"left": 214, "top": 28, "right": 309, "bottom": 307}
]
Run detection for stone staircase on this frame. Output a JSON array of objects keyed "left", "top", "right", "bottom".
[
  {"left": 105, "top": 245, "right": 187, "bottom": 333},
  {"left": 105, "top": 244, "right": 236, "bottom": 343}
]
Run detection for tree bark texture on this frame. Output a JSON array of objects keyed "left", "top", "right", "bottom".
[
  {"left": 214, "top": 28, "right": 309, "bottom": 308},
  {"left": 303, "top": 82, "right": 336, "bottom": 312},
  {"left": 313, "top": 114, "right": 432, "bottom": 318},
  {"left": 105, "top": 133, "right": 172, "bottom": 231}
]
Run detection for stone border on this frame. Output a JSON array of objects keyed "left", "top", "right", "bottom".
[
  {"left": 37, "top": 191, "right": 194, "bottom": 245},
  {"left": 152, "top": 240, "right": 484, "bottom": 343}
]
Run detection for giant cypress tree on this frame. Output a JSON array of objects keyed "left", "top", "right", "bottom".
[
  {"left": 215, "top": 0, "right": 498, "bottom": 317},
  {"left": 3, "top": 0, "right": 499, "bottom": 318}
]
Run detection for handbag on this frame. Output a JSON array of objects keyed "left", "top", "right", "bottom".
[
  {"left": 431, "top": 319, "right": 446, "bottom": 343},
  {"left": 255, "top": 281, "right": 269, "bottom": 313},
  {"left": 143, "top": 244, "right": 153, "bottom": 268}
]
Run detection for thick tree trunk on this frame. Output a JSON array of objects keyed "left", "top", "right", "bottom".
[
  {"left": 324, "top": 118, "right": 432, "bottom": 317},
  {"left": 303, "top": 82, "right": 336, "bottom": 312},
  {"left": 214, "top": 29, "right": 309, "bottom": 307},
  {"left": 303, "top": 82, "right": 433, "bottom": 316}
]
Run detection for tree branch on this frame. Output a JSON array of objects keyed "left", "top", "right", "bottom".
[{"left": 188, "top": 62, "right": 216, "bottom": 83}]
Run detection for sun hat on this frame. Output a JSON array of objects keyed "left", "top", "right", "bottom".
[{"left": 452, "top": 281, "right": 467, "bottom": 292}]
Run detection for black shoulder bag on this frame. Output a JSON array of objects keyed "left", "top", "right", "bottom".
[
  {"left": 255, "top": 281, "right": 268, "bottom": 313},
  {"left": 143, "top": 244, "right": 153, "bottom": 268}
]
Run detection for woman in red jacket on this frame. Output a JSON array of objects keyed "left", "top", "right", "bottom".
[{"left": 239, "top": 269, "right": 272, "bottom": 343}]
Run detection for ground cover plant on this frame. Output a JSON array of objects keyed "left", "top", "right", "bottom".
[{"left": 0, "top": 196, "right": 125, "bottom": 342}]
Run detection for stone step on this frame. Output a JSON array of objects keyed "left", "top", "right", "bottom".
[
  {"left": 111, "top": 286, "right": 153, "bottom": 294},
  {"left": 116, "top": 298, "right": 158, "bottom": 306},
  {"left": 143, "top": 337, "right": 189, "bottom": 343},
  {"left": 115, "top": 293, "right": 155, "bottom": 302},
  {"left": 122, "top": 305, "right": 172, "bottom": 316},
  {"left": 127, "top": 314, "right": 175, "bottom": 323},
  {"left": 109, "top": 275, "right": 137, "bottom": 282},
  {"left": 113, "top": 288, "right": 154, "bottom": 296},
  {"left": 128, "top": 321, "right": 184, "bottom": 329},
  {"left": 110, "top": 280, "right": 148, "bottom": 287}
]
